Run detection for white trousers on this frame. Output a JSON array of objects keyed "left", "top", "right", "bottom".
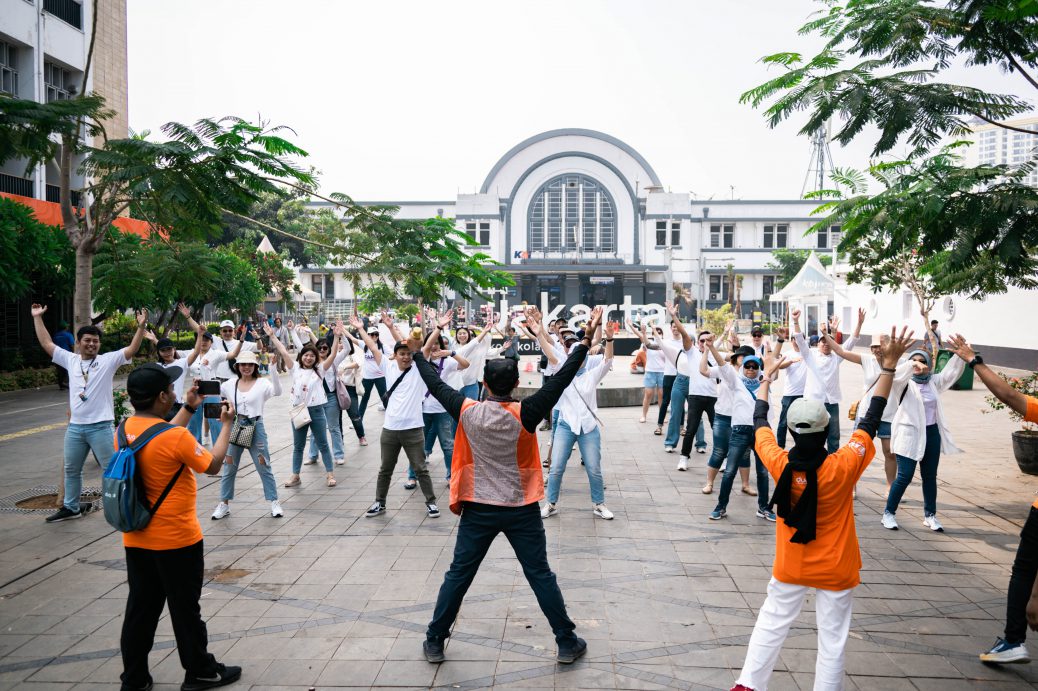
[{"left": 736, "top": 577, "right": 854, "bottom": 691}]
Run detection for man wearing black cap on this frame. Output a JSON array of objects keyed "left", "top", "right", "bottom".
[
  {"left": 351, "top": 312, "right": 439, "bottom": 518},
  {"left": 410, "top": 306, "right": 603, "bottom": 665},
  {"left": 118, "top": 363, "right": 242, "bottom": 691}
]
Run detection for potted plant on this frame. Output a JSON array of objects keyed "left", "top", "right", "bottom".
[
  {"left": 985, "top": 371, "right": 1038, "bottom": 475},
  {"left": 113, "top": 388, "right": 131, "bottom": 427}
]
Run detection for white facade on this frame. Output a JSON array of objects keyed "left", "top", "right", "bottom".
[{"left": 962, "top": 115, "right": 1038, "bottom": 188}]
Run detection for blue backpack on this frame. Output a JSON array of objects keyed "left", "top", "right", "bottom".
[{"left": 102, "top": 421, "right": 183, "bottom": 532}]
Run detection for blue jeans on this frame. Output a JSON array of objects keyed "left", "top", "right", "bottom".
[
  {"left": 825, "top": 402, "right": 840, "bottom": 454},
  {"left": 308, "top": 397, "right": 344, "bottom": 461},
  {"left": 664, "top": 375, "right": 704, "bottom": 449},
  {"left": 714, "top": 425, "right": 769, "bottom": 512},
  {"left": 546, "top": 419, "right": 604, "bottom": 505},
  {"left": 707, "top": 414, "right": 732, "bottom": 470},
  {"left": 885, "top": 424, "right": 942, "bottom": 516},
  {"left": 411, "top": 412, "right": 454, "bottom": 480},
  {"left": 776, "top": 395, "right": 803, "bottom": 449},
  {"left": 460, "top": 383, "right": 479, "bottom": 401},
  {"left": 63, "top": 420, "right": 115, "bottom": 511},
  {"left": 221, "top": 419, "right": 278, "bottom": 501},
  {"left": 292, "top": 404, "right": 334, "bottom": 473},
  {"left": 187, "top": 395, "right": 223, "bottom": 445}
]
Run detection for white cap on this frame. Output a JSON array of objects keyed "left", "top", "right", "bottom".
[
  {"left": 786, "top": 399, "right": 831, "bottom": 435},
  {"left": 219, "top": 319, "right": 235, "bottom": 329}
]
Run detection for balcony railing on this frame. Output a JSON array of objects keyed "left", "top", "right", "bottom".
[
  {"left": 0, "top": 172, "right": 34, "bottom": 198},
  {"left": 43, "top": 0, "right": 83, "bottom": 29},
  {"left": 44, "top": 184, "right": 81, "bottom": 207},
  {"left": 516, "top": 250, "right": 632, "bottom": 265}
]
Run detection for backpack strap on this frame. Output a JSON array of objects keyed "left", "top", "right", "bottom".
[
  {"left": 149, "top": 464, "right": 185, "bottom": 516},
  {"left": 118, "top": 421, "right": 183, "bottom": 515}
]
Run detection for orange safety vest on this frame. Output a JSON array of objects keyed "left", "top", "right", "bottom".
[{"left": 449, "top": 398, "right": 544, "bottom": 515}]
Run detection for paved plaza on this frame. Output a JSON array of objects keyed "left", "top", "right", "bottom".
[{"left": 1, "top": 357, "right": 1038, "bottom": 690}]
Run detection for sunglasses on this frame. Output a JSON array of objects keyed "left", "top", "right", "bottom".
[{"left": 743, "top": 363, "right": 760, "bottom": 370}]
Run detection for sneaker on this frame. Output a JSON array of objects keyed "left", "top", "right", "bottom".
[
  {"left": 423, "top": 637, "right": 446, "bottom": 663},
  {"left": 696, "top": 447, "right": 707, "bottom": 455},
  {"left": 665, "top": 446, "right": 675, "bottom": 454},
  {"left": 708, "top": 509, "right": 726, "bottom": 521},
  {"left": 359, "top": 437, "right": 368, "bottom": 446},
  {"left": 270, "top": 500, "right": 283, "bottom": 518},
  {"left": 211, "top": 502, "right": 230, "bottom": 520},
  {"left": 426, "top": 503, "right": 440, "bottom": 518},
  {"left": 639, "top": 416, "right": 646, "bottom": 423},
  {"left": 364, "top": 501, "right": 386, "bottom": 517},
  {"left": 181, "top": 663, "right": 242, "bottom": 691},
  {"left": 334, "top": 457, "right": 345, "bottom": 466},
  {"left": 45, "top": 506, "right": 84, "bottom": 523},
  {"left": 881, "top": 511, "right": 899, "bottom": 530},
  {"left": 677, "top": 456, "right": 689, "bottom": 471},
  {"left": 755, "top": 508, "right": 777, "bottom": 522},
  {"left": 303, "top": 456, "right": 317, "bottom": 465},
  {"left": 980, "top": 638, "right": 1030, "bottom": 664},
  {"left": 593, "top": 504, "right": 614, "bottom": 520},
  {"left": 923, "top": 513, "right": 944, "bottom": 532},
  {"left": 556, "top": 636, "right": 587, "bottom": 664},
  {"left": 403, "top": 479, "right": 417, "bottom": 490},
  {"left": 542, "top": 457, "right": 551, "bottom": 467},
  {"left": 541, "top": 503, "right": 558, "bottom": 518}
]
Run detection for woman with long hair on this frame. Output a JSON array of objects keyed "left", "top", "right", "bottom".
[
  {"left": 338, "top": 330, "right": 368, "bottom": 446},
  {"left": 269, "top": 323, "right": 343, "bottom": 488},
  {"left": 144, "top": 303, "right": 205, "bottom": 420},
  {"left": 357, "top": 323, "right": 389, "bottom": 418},
  {"left": 305, "top": 322, "right": 352, "bottom": 466},
  {"left": 211, "top": 348, "right": 284, "bottom": 520}
]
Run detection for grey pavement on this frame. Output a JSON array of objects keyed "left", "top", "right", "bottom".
[{"left": 1, "top": 354, "right": 1037, "bottom": 689}]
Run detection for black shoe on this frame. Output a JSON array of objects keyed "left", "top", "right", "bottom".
[
  {"left": 423, "top": 637, "right": 446, "bottom": 663},
  {"left": 45, "top": 506, "right": 84, "bottom": 523},
  {"left": 181, "top": 663, "right": 242, "bottom": 691},
  {"left": 364, "top": 501, "right": 386, "bottom": 517},
  {"left": 119, "top": 681, "right": 153, "bottom": 691},
  {"left": 556, "top": 636, "right": 587, "bottom": 664}
]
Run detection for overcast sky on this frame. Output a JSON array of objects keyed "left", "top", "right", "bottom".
[{"left": 127, "top": 0, "right": 1031, "bottom": 202}]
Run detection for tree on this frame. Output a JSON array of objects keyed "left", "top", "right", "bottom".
[
  {"left": 741, "top": 0, "right": 1038, "bottom": 299},
  {"left": 219, "top": 189, "right": 335, "bottom": 268},
  {"left": 0, "top": 196, "right": 74, "bottom": 302},
  {"left": 766, "top": 249, "right": 833, "bottom": 290},
  {"left": 699, "top": 304, "right": 735, "bottom": 341}
]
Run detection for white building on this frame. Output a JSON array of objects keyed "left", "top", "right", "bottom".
[{"left": 962, "top": 114, "right": 1038, "bottom": 188}]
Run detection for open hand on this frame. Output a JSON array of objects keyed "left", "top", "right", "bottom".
[
  {"left": 30, "top": 303, "right": 47, "bottom": 318},
  {"left": 880, "top": 326, "right": 915, "bottom": 369},
  {"left": 135, "top": 309, "right": 148, "bottom": 327},
  {"left": 946, "top": 334, "right": 975, "bottom": 363},
  {"left": 437, "top": 309, "right": 454, "bottom": 329},
  {"left": 177, "top": 302, "right": 192, "bottom": 318},
  {"left": 587, "top": 305, "right": 604, "bottom": 332},
  {"left": 144, "top": 330, "right": 158, "bottom": 344}
]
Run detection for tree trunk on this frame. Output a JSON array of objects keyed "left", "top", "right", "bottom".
[{"left": 73, "top": 244, "right": 94, "bottom": 334}]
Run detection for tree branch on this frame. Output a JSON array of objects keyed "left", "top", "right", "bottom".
[
  {"left": 1004, "top": 50, "right": 1038, "bottom": 93},
  {"left": 222, "top": 209, "right": 370, "bottom": 260},
  {"left": 970, "top": 110, "right": 1037, "bottom": 135},
  {"left": 80, "top": 0, "right": 99, "bottom": 96}
]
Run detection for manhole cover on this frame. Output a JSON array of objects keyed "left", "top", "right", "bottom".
[
  {"left": 0, "top": 486, "right": 103, "bottom": 514},
  {"left": 204, "top": 568, "right": 252, "bottom": 583}
]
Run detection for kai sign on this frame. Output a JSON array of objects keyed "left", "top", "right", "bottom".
[{"left": 495, "top": 292, "right": 666, "bottom": 331}]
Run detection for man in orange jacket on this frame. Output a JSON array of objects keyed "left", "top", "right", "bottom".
[
  {"left": 410, "top": 305, "right": 604, "bottom": 666},
  {"left": 730, "top": 326, "right": 914, "bottom": 691}
]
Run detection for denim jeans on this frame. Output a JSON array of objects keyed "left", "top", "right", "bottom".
[
  {"left": 308, "top": 397, "right": 344, "bottom": 461},
  {"left": 714, "top": 425, "right": 769, "bottom": 512},
  {"left": 707, "top": 414, "right": 732, "bottom": 470},
  {"left": 664, "top": 375, "right": 690, "bottom": 448},
  {"left": 187, "top": 395, "right": 223, "bottom": 445},
  {"left": 824, "top": 402, "right": 840, "bottom": 454},
  {"left": 658, "top": 374, "right": 677, "bottom": 426},
  {"left": 546, "top": 419, "right": 604, "bottom": 505},
  {"left": 681, "top": 395, "right": 716, "bottom": 457},
  {"left": 221, "top": 419, "right": 278, "bottom": 501},
  {"left": 410, "top": 412, "right": 454, "bottom": 481},
  {"left": 343, "top": 384, "right": 365, "bottom": 439},
  {"left": 426, "top": 503, "right": 576, "bottom": 644},
  {"left": 776, "top": 395, "right": 803, "bottom": 449},
  {"left": 885, "top": 423, "right": 941, "bottom": 516},
  {"left": 63, "top": 420, "right": 115, "bottom": 511},
  {"left": 1005, "top": 507, "right": 1038, "bottom": 644},
  {"left": 292, "top": 404, "right": 334, "bottom": 473},
  {"left": 460, "top": 383, "right": 480, "bottom": 401},
  {"left": 358, "top": 376, "right": 387, "bottom": 418}
]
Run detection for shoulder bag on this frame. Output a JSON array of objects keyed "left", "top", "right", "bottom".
[
  {"left": 228, "top": 381, "right": 256, "bottom": 448},
  {"left": 380, "top": 366, "right": 412, "bottom": 407}
]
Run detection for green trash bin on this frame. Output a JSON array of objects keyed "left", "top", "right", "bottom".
[{"left": 933, "top": 348, "right": 975, "bottom": 390}]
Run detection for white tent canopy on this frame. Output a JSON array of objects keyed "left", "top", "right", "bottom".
[{"left": 768, "top": 251, "right": 834, "bottom": 335}]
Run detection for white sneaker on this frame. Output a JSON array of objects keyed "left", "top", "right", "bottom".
[
  {"left": 923, "top": 513, "right": 944, "bottom": 532},
  {"left": 541, "top": 503, "right": 558, "bottom": 518},
  {"left": 593, "top": 504, "right": 614, "bottom": 520},
  {"left": 211, "top": 502, "right": 230, "bottom": 520},
  {"left": 334, "top": 458, "right": 345, "bottom": 466},
  {"left": 303, "top": 457, "right": 317, "bottom": 465},
  {"left": 664, "top": 446, "right": 675, "bottom": 454},
  {"left": 881, "top": 511, "right": 899, "bottom": 530},
  {"left": 639, "top": 416, "right": 646, "bottom": 423},
  {"left": 677, "top": 456, "right": 689, "bottom": 471},
  {"left": 270, "top": 500, "right": 284, "bottom": 518}
]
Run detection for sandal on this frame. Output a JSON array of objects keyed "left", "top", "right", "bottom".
[
  {"left": 284, "top": 476, "right": 301, "bottom": 488},
  {"left": 741, "top": 486, "right": 758, "bottom": 496},
  {"left": 326, "top": 475, "right": 337, "bottom": 487},
  {"left": 654, "top": 426, "right": 663, "bottom": 436},
  {"left": 701, "top": 483, "right": 713, "bottom": 494}
]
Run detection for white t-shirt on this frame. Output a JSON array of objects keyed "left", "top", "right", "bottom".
[
  {"left": 383, "top": 362, "right": 427, "bottom": 430},
  {"left": 423, "top": 357, "right": 460, "bottom": 414},
  {"left": 213, "top": 338, "right": 256, "bottom": 380},
  {"left": 659, "top": 339, "right": 690, "bottom": 377},
  {"left": 684, "top": 346, "right": 719, "bottom": 398},
  {"left": 220, "top": 376, "right": 282, "bottom": 418},
  {"left": 52, "top": 349, "right": 131, "bottom": 424},
  {"left": 361, "top": 342, "right": 389, "bottom": 379},
  {"left": 160, "top": 355, "right": 192, "bottom": 403},
  {"left": 644, "top": 342, "right": 666, "bottom": 373},
  {"left": 783, "top": 358, "right": 807, "bottom": 397},
  {"left": 187, "top": 349, "right": 227, "bottom": 384},
  {"left": 556, "top": 358, "right": 613, "bottom": 434},
  {"left": 290, "top": 366, "right": 328, "bottom": 408},
  {"left": 458, "top": 339, "right": 488, "bottom": 387}
]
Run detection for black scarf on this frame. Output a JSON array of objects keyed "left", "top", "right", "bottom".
[{"left": 767, "top": 431, "right": 828, "bottom": 544}]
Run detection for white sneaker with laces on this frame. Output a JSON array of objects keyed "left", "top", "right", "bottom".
[
  {"left": 881, "top": 511, "right": 899, "bottom": 530},
  {"left": 270, "top": 500, "right": 284, "bottom": 518},
  {"left": 664, "top": 446, "right": 675, "bottom": 454},
  {"left": 541, "top": 503, "right": 558, "bottom": 518},
  {"left": 593, "top": 504, "right": 614, "bottom": 520},
  {"left": 923, "top": 513, "right": 944, "bottom": 532},
  {"left": 676, "top": 456, "right": 689, "bottom": 471},
  {"left": 211, "top": 502, "right": 230, "bottom": 520}
]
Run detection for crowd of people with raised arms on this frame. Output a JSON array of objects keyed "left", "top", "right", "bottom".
[{"left": 27, "top": 300, "right": 1038, "bottom": 690}]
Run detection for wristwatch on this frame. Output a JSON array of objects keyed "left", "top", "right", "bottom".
[
  {"left": 450, "top": 350, "right": 456, "bottom": 358},
  {"left": 968, "top": 355, "right": 983, "bottom": 369},
  {"left": 182, "top": 403, "right": 198, "bottom": 414}
]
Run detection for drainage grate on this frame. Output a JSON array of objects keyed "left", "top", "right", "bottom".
[{"left": 0, "top": 485, "right": 102, "bottom": 514}]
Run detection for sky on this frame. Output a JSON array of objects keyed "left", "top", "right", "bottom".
[{"left": 127, "top": 0, "right": 1032, "bottom": 202}]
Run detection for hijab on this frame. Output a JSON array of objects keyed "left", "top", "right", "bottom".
[
  {"left": 768, "top": 429, "right": 828, "bottom": 544},
  {"left": 741, "top": 356, "right": 763, "bottom": 397},
  {"left": 909, "top": 349, "right": 932, "bottom": 384}
]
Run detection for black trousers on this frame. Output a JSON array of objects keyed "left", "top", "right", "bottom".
[
  {"left": 657, "top": 374, "right": 677, "bottom": 426},
  {"left": 680, "top": 395, "right": 716, "bottom": 457},
  {"left": 1005, "top": 507, "right": 1038, "bottom": 643},
  {"left": 427, "top": 503, "right": 576, "bottom": 643},
  {"left": 121, "top": 540, "right": 218, "bottom": 688}
]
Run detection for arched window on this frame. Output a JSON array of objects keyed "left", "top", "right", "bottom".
[{"left": 527, "top": 175, "right": 616, "bottom": 254}]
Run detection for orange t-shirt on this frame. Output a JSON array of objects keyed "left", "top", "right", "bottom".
[
  {"left": 1025, "top": 397, "right": 1038, "bottom": 510},
  {"left": 755, "top": 427, "right": 876, "bottom": 591},
  {"left": 117, "top": 416, "right": 213, "bottom": 550}
]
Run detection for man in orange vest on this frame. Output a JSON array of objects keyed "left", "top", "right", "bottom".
[{"left": 409, "top": 305, "right": 604, "bottom": 666}]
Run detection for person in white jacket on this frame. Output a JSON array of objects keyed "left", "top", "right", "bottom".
[{"left": 881, "top": 347, "right": 968, "bottom": 532}]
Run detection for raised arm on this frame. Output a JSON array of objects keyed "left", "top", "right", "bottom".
[
  {"left": 185, "top": 320, "right": 205, "bottom": 366},
  {"left": 350, "top": 315, "right": 382, "bottom": 366},
  {"left": 410, "top": 335, "right": 467, "bottom": 420},
  {"left": 320, "top": 325, "right": 342, "bottom": 372},
  {"left": 382, "top": 309, "right": 407, "bottom": 344},
  {"left": 823, "top": 331, "right": 863, "bottom": 365},
  {"left": 122, "top": 310, "right": 149, "bottom": 361},
  {"left": 525, "top": 306, "right": 560, "bottom": 365},
  {"left": 262, "top": 322, "right": 294, "bottom": 369},
  {"left": 666, "top": 301, "right": 692, "bottom": 350},
  {"left": 176, "top": 302, "right": 202, "bottom": 334},
  {"left": 948, "top": 334, "right": 1028, "bottom": 416},
  {"left": 30, "top": 304, "right": 57, "bottom": 357},
  {"left": 857, "top": 326, "right": 915, "bottom": 438}
]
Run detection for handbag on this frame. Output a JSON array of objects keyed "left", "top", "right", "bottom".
[
  {"left": 335, "top": 376, "right": 352, "bottom": 411},
  {"left": 228, "top": 382, "right": 256, "bottom": 448},
  {"left": 848, "top": 375, "right": 880, "bottom": 420},
  {"left": 290, "top": 403, "right": 311, "bottom": 429}
]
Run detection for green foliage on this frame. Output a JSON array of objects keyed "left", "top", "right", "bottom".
[
  {"left": 766, "top": 249, "right": 833, "bottom": 291},
  {"left": 220, "top": 190, "right": 334, "bottom": 268},
  {"left": 0, "top": 197, "right": 75, "bottom": 301},
  {"left": 221, "top": 238, "right": 298, "bottom": 303},
  {"left": 0, "top": 94, "right": 110, "bottom": 172},
  {"left": 984, "top": 370, "right": 1038, "bottom": 431},
  {"left": 742, "top": 0, "right": 1038, "bottom": 299},
  {"left": 0, "top": 367, "right": 57, "bottom": 392},
  {"left": 699, "top": 304, "right": 734, "bottom": 339},
  {"left": 395, "top": 303, "right": 420, "bottom": 322}
]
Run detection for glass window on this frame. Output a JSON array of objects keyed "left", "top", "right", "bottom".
[
  {"left": 311, "top": 275, "right": 323, "bottom": 298},
  {"left": 708, "top": 275, "right": 729, "bottom": 301},
  {"left": 0, "top": 41, "right": 17, "bottom": 96},
  {"left": 763, "top": 275, "right": 775, "bottom": 298},
  {"left": 763, "top": 224, "right": 788, "bottom": 249},
  {"left": 656, "top": 221, "right": 667, "bottom": 247},
  {"left": 671, "top": 222, "right": 681, "bottom": 247},
  {"left": 478, "top": 222, "right": 490, "bottom": 246},
  {"left": 527, "top": 175, "right": 616, "bottom": 254},
  {"left": 709, "top": 224, "right": 733, "bottom": 248},
  {"left": 45, "top": 62, "right": 75, "bottom": 102}
]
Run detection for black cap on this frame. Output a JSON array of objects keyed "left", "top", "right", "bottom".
[
  {"left": 127, "top": 363, "right": 181, "bottom": 400},
  {"left": 575, "top": 329, "right": 586, "bottom": 340},
  {"left": 729, "top": 344, "right": 756, "bottom": 362},
  {"left": 484, "top": 358, "right": 519, "bottom": 394},
  {"left": 750, "top": 328, "right": 764, "bottom": 337},
  {"left": 156, "top": 338, "right": 175, "bottom": 350},
  {"left": 393, "top": 340, "right": 411, "bottom": 352},
  {"left": 201, "top": 332, "right": 213, "bottom": 341}
]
